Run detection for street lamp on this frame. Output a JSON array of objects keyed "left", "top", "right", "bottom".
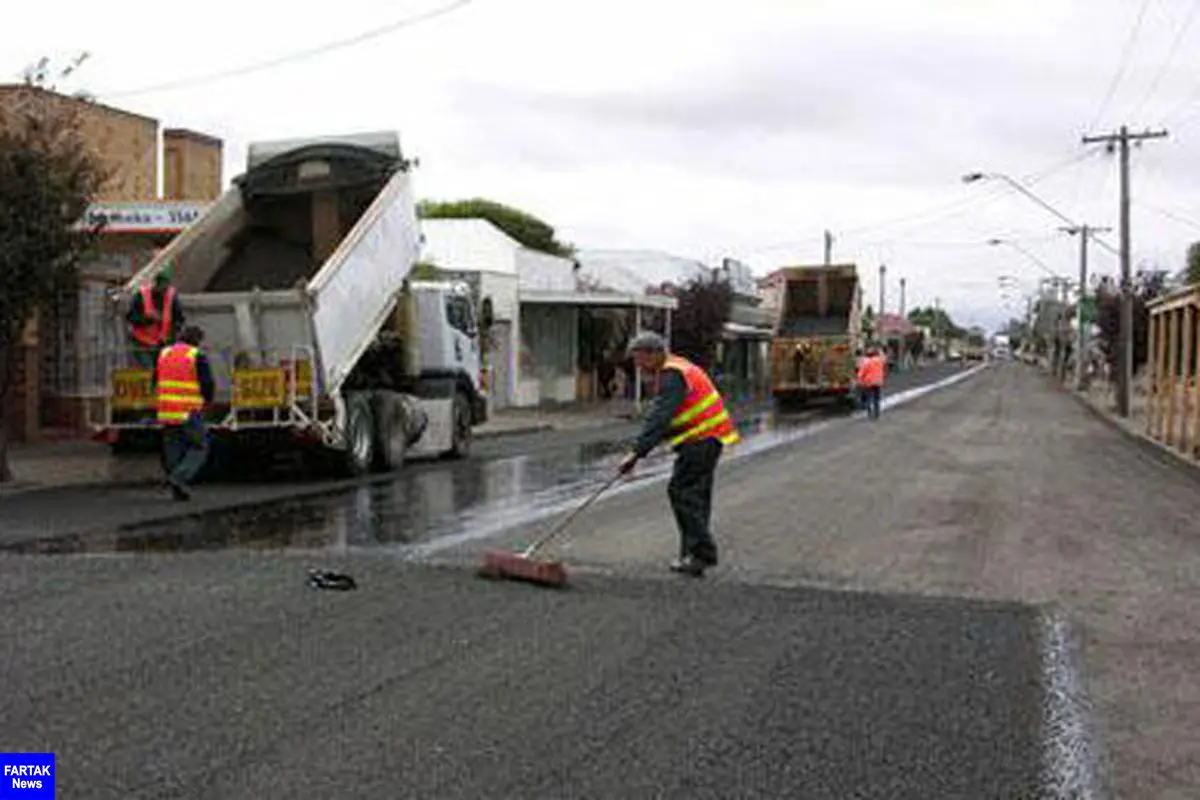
[{"left": 963, "top": 171, "right": 1119, "bottom": 257}]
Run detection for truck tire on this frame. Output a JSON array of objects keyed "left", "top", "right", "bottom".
[
  {"left": 447, "top": 391, "right": 472, "bottom": 459},
  {"left": 340, "top": 392, "right": 375, "bottom": 477},
  {"left": 370, "top": 391, "right": 408, "bottom": 473}
]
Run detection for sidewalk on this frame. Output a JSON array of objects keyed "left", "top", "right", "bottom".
[{"left": 0, "top": 399, "right": 676, "bottom": 498}]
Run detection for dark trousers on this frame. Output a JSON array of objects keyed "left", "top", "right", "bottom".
[
  {"left": 667, "top": 438, "right": 723, "bottom": 562},
  {"left": 861, "top": 386, "right": 882, "bottom": 419},
  {"left": 162, "top": 414, "right": 210, "bottom": 487}
]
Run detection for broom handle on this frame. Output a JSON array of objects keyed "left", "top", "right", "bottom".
[{"left": 522, "top": 470, "right": 625, "bottom": 558}]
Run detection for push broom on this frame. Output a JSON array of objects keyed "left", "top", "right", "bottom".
[{"left": 477, "top": 468, "right": 627, "bottom": 588}]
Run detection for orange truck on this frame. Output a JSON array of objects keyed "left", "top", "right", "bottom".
[{"left": 762, "top": 264, "right": 863, "bottom": 407}]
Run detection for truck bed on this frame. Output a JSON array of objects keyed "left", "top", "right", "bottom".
[{"left": 120, "top": 132, "right": 421, "bottom": 399}]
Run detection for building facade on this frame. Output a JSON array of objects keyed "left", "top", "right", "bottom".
[{"left": 0, "top": 85, "right": 222, "bottom": 441}]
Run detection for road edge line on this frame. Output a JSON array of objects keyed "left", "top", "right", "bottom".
[{"left": 1038, "top": 610, "right": 1114, "bottom": 799}]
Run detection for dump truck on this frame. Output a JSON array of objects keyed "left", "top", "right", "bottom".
[
  {"left": 763, "top": 264, "right": 863, "bottom": 407},
  {"left": 93, "top": 130, "right": 488, "bottom": 476}
]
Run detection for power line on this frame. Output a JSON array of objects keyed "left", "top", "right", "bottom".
[
  {"left": 1137, "top": 199, "right": 1200, "bottom": 231},
  {"left": 1087, "top": 0, "right": 1153, "bottom": 130},
  {"left": 98, "top": 0, "right": 474, "bottom": 100},
  {"left": 1129, "top": 0, "right": 1200, "bottom": 121}
]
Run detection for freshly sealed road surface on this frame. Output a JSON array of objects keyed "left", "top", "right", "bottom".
[{"left": 4, "top": 362, "right": 1195, "bottom": 797}]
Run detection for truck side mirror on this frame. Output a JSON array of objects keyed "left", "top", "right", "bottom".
[{"left": 479, "top": 297, "right": 494, "bottom": 331}]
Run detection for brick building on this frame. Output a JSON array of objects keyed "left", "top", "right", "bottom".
[{"left": 0, "top": 85, "right": 223, "bottom": 442}]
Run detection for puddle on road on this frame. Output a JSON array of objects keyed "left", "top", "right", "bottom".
[{"left": 8, "top": 365, "right": 971, "bottom": 558}]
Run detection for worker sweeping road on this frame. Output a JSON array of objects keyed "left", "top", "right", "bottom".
[{"left": 618, "top": 332, "right": 740, "bottom": 577}]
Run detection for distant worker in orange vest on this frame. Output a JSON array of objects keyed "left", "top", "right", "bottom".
[
  {"left": 619, "top": 331, "right": 741, "bottom": 577},
  {"left": 856, "top": 344, "right": 887, "bottom": 420},
  {"left": 155, "top": 325, "right": 214, "bottom": 501},
  {"left": 128, "top": 265, "right": 184, "bottom": 369}
]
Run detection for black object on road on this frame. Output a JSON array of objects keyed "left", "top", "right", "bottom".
[{"left": 307, "top": 569, "right": 357, "bottom": 591}]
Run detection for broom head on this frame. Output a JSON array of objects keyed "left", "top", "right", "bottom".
[{"left": 477, "top": 549, "right": 569, "bottom": 588}]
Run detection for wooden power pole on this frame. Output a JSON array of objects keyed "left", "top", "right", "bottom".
[{"left": 1081, "top": 125, "right": 1168, "bottom": 417}]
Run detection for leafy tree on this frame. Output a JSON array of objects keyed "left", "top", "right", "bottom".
[
  {"left": 861, "top": 304, "right": 876, "bottom": 339},
  {"left": 418, "top": 198, "right": 574, "bottom": 257},
  {"left": 669, "top": 275, "right": 732, "bottom": 370},
  {"left": 1186, "top": 241, "right": 1200, "bottom": 286},
  {"left": 907, "top": 306, "right": 964, "bottom": 339},
  {"left": 410, "top": 261, "right": 444, "bottom": 280},
  {"left": 0, "top": 62, "right": 107, "bottom": 481},
  {"left": 1094, "top": 270, "right": 1168, "bottom": 375}
]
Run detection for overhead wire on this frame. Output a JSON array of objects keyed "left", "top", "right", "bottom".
[
  {"left": 98, "top": 0, "right": 474, "bottom": 100},
  {"left": 1129, "top": 0, "right": 1200, "bottom": 121},
  {"left": 1087, "top": 0, "right": 1154, "bottom": 130}
]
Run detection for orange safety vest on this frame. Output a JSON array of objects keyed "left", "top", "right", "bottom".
[
  {"left": 661, "top": 354, "right": 741, "bottom": 447},
  {"left": 132, "top": 284, "right": 176, "bottom": 347},
  {"left": 156, "top": 343, "right": 204, "bottom": 426},
  {"left": 857, "top": 354, "right": 886, "bottom": 387}
]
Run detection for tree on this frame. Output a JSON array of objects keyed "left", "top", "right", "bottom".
[
  {"left": 669, "top": 275, "right": 732, "bottom": 370},
  {"left": 1185, "top": 241, "right": 1200, "bottom": 286},
  {"left": 418, "top": 198, "right": 574, "bottom": 257},
  {"left": 1094, "top": 270, "right": 1168, "bottom": 376},
  {"left": 0, "top": 63, "right": 107, "bottom": 481},
  {"left": 861, "top": 304, "right": 876, "bottom": 340},
  {"left": 907, "top": 306, "right": 964, "bottom": 339}
]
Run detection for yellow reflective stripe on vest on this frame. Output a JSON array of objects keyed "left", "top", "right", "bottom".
[
  {"left": 671, "top": 390, "right": 719, "bottom": 428},
  {"left": 668, "top": 406, "right": 735, "bottom": 446}
]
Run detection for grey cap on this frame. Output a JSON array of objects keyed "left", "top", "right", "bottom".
[{"left": 627, "top": 330, "right": 667, "bottom": 355}]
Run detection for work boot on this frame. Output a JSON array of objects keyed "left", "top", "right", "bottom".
[
  {"left": 669, "top": 555, "right": 706, "bottom": 577},
  {"left": 167, "top": 478, "right": 191, "bottom": 501}
]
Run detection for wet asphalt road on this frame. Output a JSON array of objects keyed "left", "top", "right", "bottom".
[{"left": 0, "top": 361, "right": 969, "bottom": 551}]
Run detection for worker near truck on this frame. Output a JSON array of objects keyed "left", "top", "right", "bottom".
[
  {"left": 618, "top": 332, "right": 740, "bottom": 577},
  {"left": 856, "top": 345, "right": 887, "bottom": 420},
  {"left": 154, "top": 325, "right": 214, "bottom": 501},
  {"left": 128, "top": 266, "right": 184, "bottom": 369}
]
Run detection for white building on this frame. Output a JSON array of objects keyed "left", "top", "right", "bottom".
[{"left": 420, "top": 220, "right": 675, "bottom": 409}]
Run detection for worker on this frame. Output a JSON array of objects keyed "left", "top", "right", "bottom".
[
  {"left": 618, "top": 331, "right": 740, "bottom": 577},
  {"left": 155, "top": 325, "right": 213, "bottom": 501},
  {"left": 856, "top": 344, "right": 887, "bottom": 420},
  {"left": 128, "top": 265, "right": 184, "bottom": 369}
]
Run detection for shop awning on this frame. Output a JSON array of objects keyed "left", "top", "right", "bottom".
[
  {"left": 723, "top": 322, "right": 773, "bottom": 339},
  {"left": 519, "top": 290, "right": 677, "bottom": 311}
]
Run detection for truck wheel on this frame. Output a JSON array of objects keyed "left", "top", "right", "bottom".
[
  {"left": 341, "top": 393, "right": 375, "bottom": 477},
  {"left": 447, "top": 391, "right": 471, "bottom": 459},
  {"left": 370, "top": 392, "right": 408, "bottom": 473}
]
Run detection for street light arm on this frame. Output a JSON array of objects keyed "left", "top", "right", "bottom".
[{"left": 965, "top": 171, "right": 1121, "bottom": 257}]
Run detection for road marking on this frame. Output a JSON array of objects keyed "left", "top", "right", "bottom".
[
  {"left": 1039, "top": 611, "right": 1113, "bottom": 799},
  {"left": 405, "top": 364, "right": 990, "bottom": 559}
]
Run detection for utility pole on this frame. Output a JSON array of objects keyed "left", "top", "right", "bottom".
[
  {"left": 1081, "top": 125, "right": 1168, "bottom": 417},
  {"left": 899, "top": 277, "right": 907, "bottom": 317},
  {"left": 1061, "top": 224, "right": 1112, "bottom": 391},
  {"left": 934, "top": 296, "right": 943, "bottom": 358},
  {"left": 823, "top": 230, "right": 833, "bottom": 265},
  {"left": 878, "top": 264, "right": 887, "bottom": 317}
]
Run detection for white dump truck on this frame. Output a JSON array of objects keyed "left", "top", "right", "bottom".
[{"left": 94, "top": 131, "right": 489, "bottom": 476}]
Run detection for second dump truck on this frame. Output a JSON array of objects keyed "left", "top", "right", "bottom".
[
  {"left": 763, "top": 263, "right": 863, "bottom": 407},
  {"left": 94, "top": 131, "right": 489, "bottom": 476}
]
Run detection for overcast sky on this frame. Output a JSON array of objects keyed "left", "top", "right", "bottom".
[{"left": 8, "top": 0, "right": 1200, "bottom": 331}]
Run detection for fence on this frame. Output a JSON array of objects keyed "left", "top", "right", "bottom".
[{"left": 1145, "top": 284, "right": 1200, "bottom": 460}]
